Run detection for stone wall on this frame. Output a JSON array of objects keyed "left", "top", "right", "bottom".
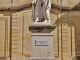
[{"left": 0, "top": 0, "right": 80, "bottom": 60}]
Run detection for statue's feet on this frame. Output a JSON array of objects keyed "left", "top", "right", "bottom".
[
  {"left": 44, "top": 20, "right": 50, "bottom": 22},
  {"left": 35, "top": 20, "right": 42, "bottom": 22},
  {"left": 35, "top": 19, "right": 42, "bottom": 22}
]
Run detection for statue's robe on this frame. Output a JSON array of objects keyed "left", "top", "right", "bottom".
[{"left": 32, "top": 0, "right": 51, "bottom": 22}]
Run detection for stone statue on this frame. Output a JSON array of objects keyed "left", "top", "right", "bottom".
[{"left": 32, "top": 0, "right": 51, "bottom": 22}]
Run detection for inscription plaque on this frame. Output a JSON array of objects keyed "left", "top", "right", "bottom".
[{"left": 35, "top": 40, "right": 49, "bottom": 46}]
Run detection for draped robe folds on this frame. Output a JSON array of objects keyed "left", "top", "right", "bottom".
[{"left": 32, "top": 0, "right": 51, "bottom": 22}]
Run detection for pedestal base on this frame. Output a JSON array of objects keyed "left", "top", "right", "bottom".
[
  {"left": 29, "top": 57, "right": 55, "bottom": 60},
  {"left": 29, "top": 23, "right": 56, "bottom": 60}
]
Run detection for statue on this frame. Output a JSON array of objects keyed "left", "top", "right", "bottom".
[{"left": 32, "top": 0, "right": 51, "bottom": 22}]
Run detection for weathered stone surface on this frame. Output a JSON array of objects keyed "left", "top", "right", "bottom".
[
  {"left": 29, "top": 57, "right": 55, "bottom": 60},
  {"left": 0, "top": 0, "right": 80, "bottom": 10},
  {"left": 0, "top": 0, "right": 80, "bottom": 60},
  {"left": 29, "top": 23, "right": 56, "bottom": 33}
]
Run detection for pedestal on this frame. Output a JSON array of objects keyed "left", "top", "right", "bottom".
[{"left": 29, "top": 22, "right": 56, "bottom": 60}]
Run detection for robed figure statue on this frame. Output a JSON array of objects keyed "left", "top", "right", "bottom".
[{"left": 32, "top": 0, "right": 51, "bottom": 22}]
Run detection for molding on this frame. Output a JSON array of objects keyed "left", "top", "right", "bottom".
[
  {"left": 0, "top": 16, "right": 10, "bottom": 59},
  {"left": 0, "top": 3, "right": 80, "bottom": 11}
]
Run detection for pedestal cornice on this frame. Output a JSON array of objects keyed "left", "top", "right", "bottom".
[{"left": 29, "top": 23, "right": 56, "bottom": 33}]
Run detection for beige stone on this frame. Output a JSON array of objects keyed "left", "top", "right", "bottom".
[{"left": 0, "top": 0, "right": 80, "bottom": 60}]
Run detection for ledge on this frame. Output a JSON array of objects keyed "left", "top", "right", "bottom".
[
  {"left": 29, "top": 22, "right": 56, "bottom": 29},
  {"left": 0, "top": 3, "right": 80, "bottom": 11},
  {"left": 29, "top": 23, "right": 56, "bottom": 33},
  {"left": 29, "top": 25, "right": 55, "bottom": 29}
]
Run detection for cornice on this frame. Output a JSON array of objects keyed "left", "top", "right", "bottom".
[{"left": 0, "top": 3, "right": 80, "bottom": 11}]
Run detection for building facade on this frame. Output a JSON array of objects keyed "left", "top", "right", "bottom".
[{"left": 0, "top": 0, "right": 80, "bottom": 60}]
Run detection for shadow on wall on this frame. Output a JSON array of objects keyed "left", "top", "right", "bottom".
[
  {"left": 51, "top": 7, "right": 80, "bottom": 59},
  {"left": 72, "top": 2, "right": 80, "bottom": 10}
]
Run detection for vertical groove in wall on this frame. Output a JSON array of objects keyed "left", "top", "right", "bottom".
[
  {"left": 68, "top": 12, "right": 72, "bottom": 57},
  {"left": 57, "top": 13, "right": 62, "bottom": 60}
]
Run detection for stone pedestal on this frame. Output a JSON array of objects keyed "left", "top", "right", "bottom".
[{"left": 29, "top": 22, "right": 56, "bottom": 60}]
